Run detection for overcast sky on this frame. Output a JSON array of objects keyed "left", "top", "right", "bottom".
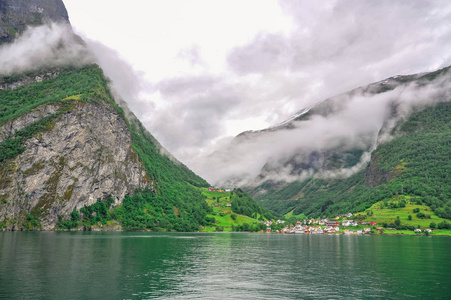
[{"left": 62, "top": 0, "right": 451, "bottom": 181}]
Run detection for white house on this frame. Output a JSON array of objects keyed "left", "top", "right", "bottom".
[{"left": 342, "top": 220, "right": 356, "bottom": 227}]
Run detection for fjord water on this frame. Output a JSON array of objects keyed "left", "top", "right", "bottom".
[{"left": 0, "top": 232, "right": 449, "bottom": 299}]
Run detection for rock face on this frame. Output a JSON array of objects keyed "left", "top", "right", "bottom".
[
  {"left": 363, "top": 155, "right": 388, "bottom": 187},
  {"left": 0, "top": 100, "right": 152, "bottom": 230},
  {"left": 0, "top": 70, "right": 60, "bottom": 91},
  {"left": 0, "top": 0, "right": 69, "bottom": 43},
  {"left": 0, "top": 0, "right": 153, "bottom": 230}
]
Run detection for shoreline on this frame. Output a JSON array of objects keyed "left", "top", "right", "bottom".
[{"left": 1, "top": 228, "right": 450, "bottom": 237}]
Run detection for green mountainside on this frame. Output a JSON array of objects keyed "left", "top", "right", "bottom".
[
  {"left": 120, "top": 119, "right": 212, "bottom": 232},
  {"left": 200, "top": 188, "right": 276, "bottom": 232},
  {"left": 249, "top": 69, "right": 451, "bottom": 221},
  {"left": 0, "top": 64, "right": 215, "bottom": 231}
]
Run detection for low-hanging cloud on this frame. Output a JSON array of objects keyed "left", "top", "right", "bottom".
[
  {"left": 0, "top": 23, "right": 94, "bottom": 75},
  {"left": 195, "top": 71, "right": 451, "bottom": 186}
]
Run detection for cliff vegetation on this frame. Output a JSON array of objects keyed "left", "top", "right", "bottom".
[{"left": 0, "top": 65, "right": 212, "bottom": 231}]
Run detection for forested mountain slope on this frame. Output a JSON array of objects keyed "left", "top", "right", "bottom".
[{"left": 245, "top": 67, "right": 451, "bottom": 219}]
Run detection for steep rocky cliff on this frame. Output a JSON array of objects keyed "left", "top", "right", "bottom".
[
  {"left": 0, "top": 66, "right": 153, "bottom": 230},
  {"left": 0, "top": 62, "right": 212, "bottom": 231},
  {"left": 0, "top": 0, "right": 69, "bottom": 43}
]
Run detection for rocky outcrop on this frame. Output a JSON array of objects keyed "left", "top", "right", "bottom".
[
  {"left": 364, "top": 155, "right": 388, "bottom": 187},
  {"left": 0, "top": 0, "right": 69, "bottom": 43},
  {"left": 364, "top": 154, "right": 402, "bottom": 188},
  {"left": 0, "top": 100, "right": 152, "bottom": 230},
  {"left": 0, "top": 70, "right": 60, "bottom": 91}
]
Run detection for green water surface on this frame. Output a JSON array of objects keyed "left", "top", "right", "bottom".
[{"left": 0, "top": 232, "right": 449, "bottom": 299}]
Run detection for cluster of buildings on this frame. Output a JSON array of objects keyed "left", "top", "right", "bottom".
[
  {"left": 208, "top": 187, "right": 232, "bottom": 192},
  {"left": 280, "top": 221, "right": 373, "bottom": 234},
  {"left": 415, "top": 228, "right": 433, "bottom": 233},
  {"left": 214, "top": 203, "right": 231, "bottom": 208},
  {"left": 277, "top": 216, "right": 378, "bottom": 235}
]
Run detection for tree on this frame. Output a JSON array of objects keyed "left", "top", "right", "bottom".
[
  {"left": 430, "top": 222, "right": 436, "bottom": 229},
  {"left": 70, "top": 208, "right": 80, "bottom": 222},
  {"left": 438, "top": 222, "right": 450, "bottom": 229},
  {"left": 408, "top": 215, "right": 412, "bottom": 220}
]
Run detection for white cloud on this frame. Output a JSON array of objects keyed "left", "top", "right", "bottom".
[
  {"left": 0, "top": 23, "right": 93, "bottom": 75},
  {"left": 195, "top": 71, "right": 451, "bottom": 185}
]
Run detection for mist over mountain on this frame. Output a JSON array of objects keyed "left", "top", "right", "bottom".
[
  {"left": 206, "top": 67, "right": 451, "bottom": 219},
  {"left": 201, "top": 67, "right": 451, "bottom": 187}
]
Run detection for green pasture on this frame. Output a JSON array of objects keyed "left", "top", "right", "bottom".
[
  {"left": 355, "top": 198, "right": 450, "bottom": 230},
  {"left": 201, "top": 188, "right": 262, "bottom": 231}
]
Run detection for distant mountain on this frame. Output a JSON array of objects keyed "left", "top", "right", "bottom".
[{"left": 222, "top": 67, "right": 451, "bottom": 220}]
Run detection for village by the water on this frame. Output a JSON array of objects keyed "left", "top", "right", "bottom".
[
  {"left": 206, "top": 187, "right": 439, "bottom": 235},
  {"left": 266, "top": 214, "right": 431, "bottom": 235},
  {"left": 269, "top": 215, "right": 379, "bottom": 235}
]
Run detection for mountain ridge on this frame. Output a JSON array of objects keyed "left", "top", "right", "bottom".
[{"left": 238, "top": 66, "right": 451, "bottom": 220}]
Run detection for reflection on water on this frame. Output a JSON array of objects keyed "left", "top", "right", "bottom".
[{"left": 0, "top": 232, "right": 450, "bottom": 299}]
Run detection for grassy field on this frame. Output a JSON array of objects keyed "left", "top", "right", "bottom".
[
  {"left": 200, "top": 188, "right": 262, "bottom": 231},
  {"left": 384, "top": 229, "right": 451, "bottom": 236},
  {"left": 285, "top": 210, "right": 308, "bottom": 220},
  {"left": 354, "top": 197, "right": 450, "bottom": 235}
]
